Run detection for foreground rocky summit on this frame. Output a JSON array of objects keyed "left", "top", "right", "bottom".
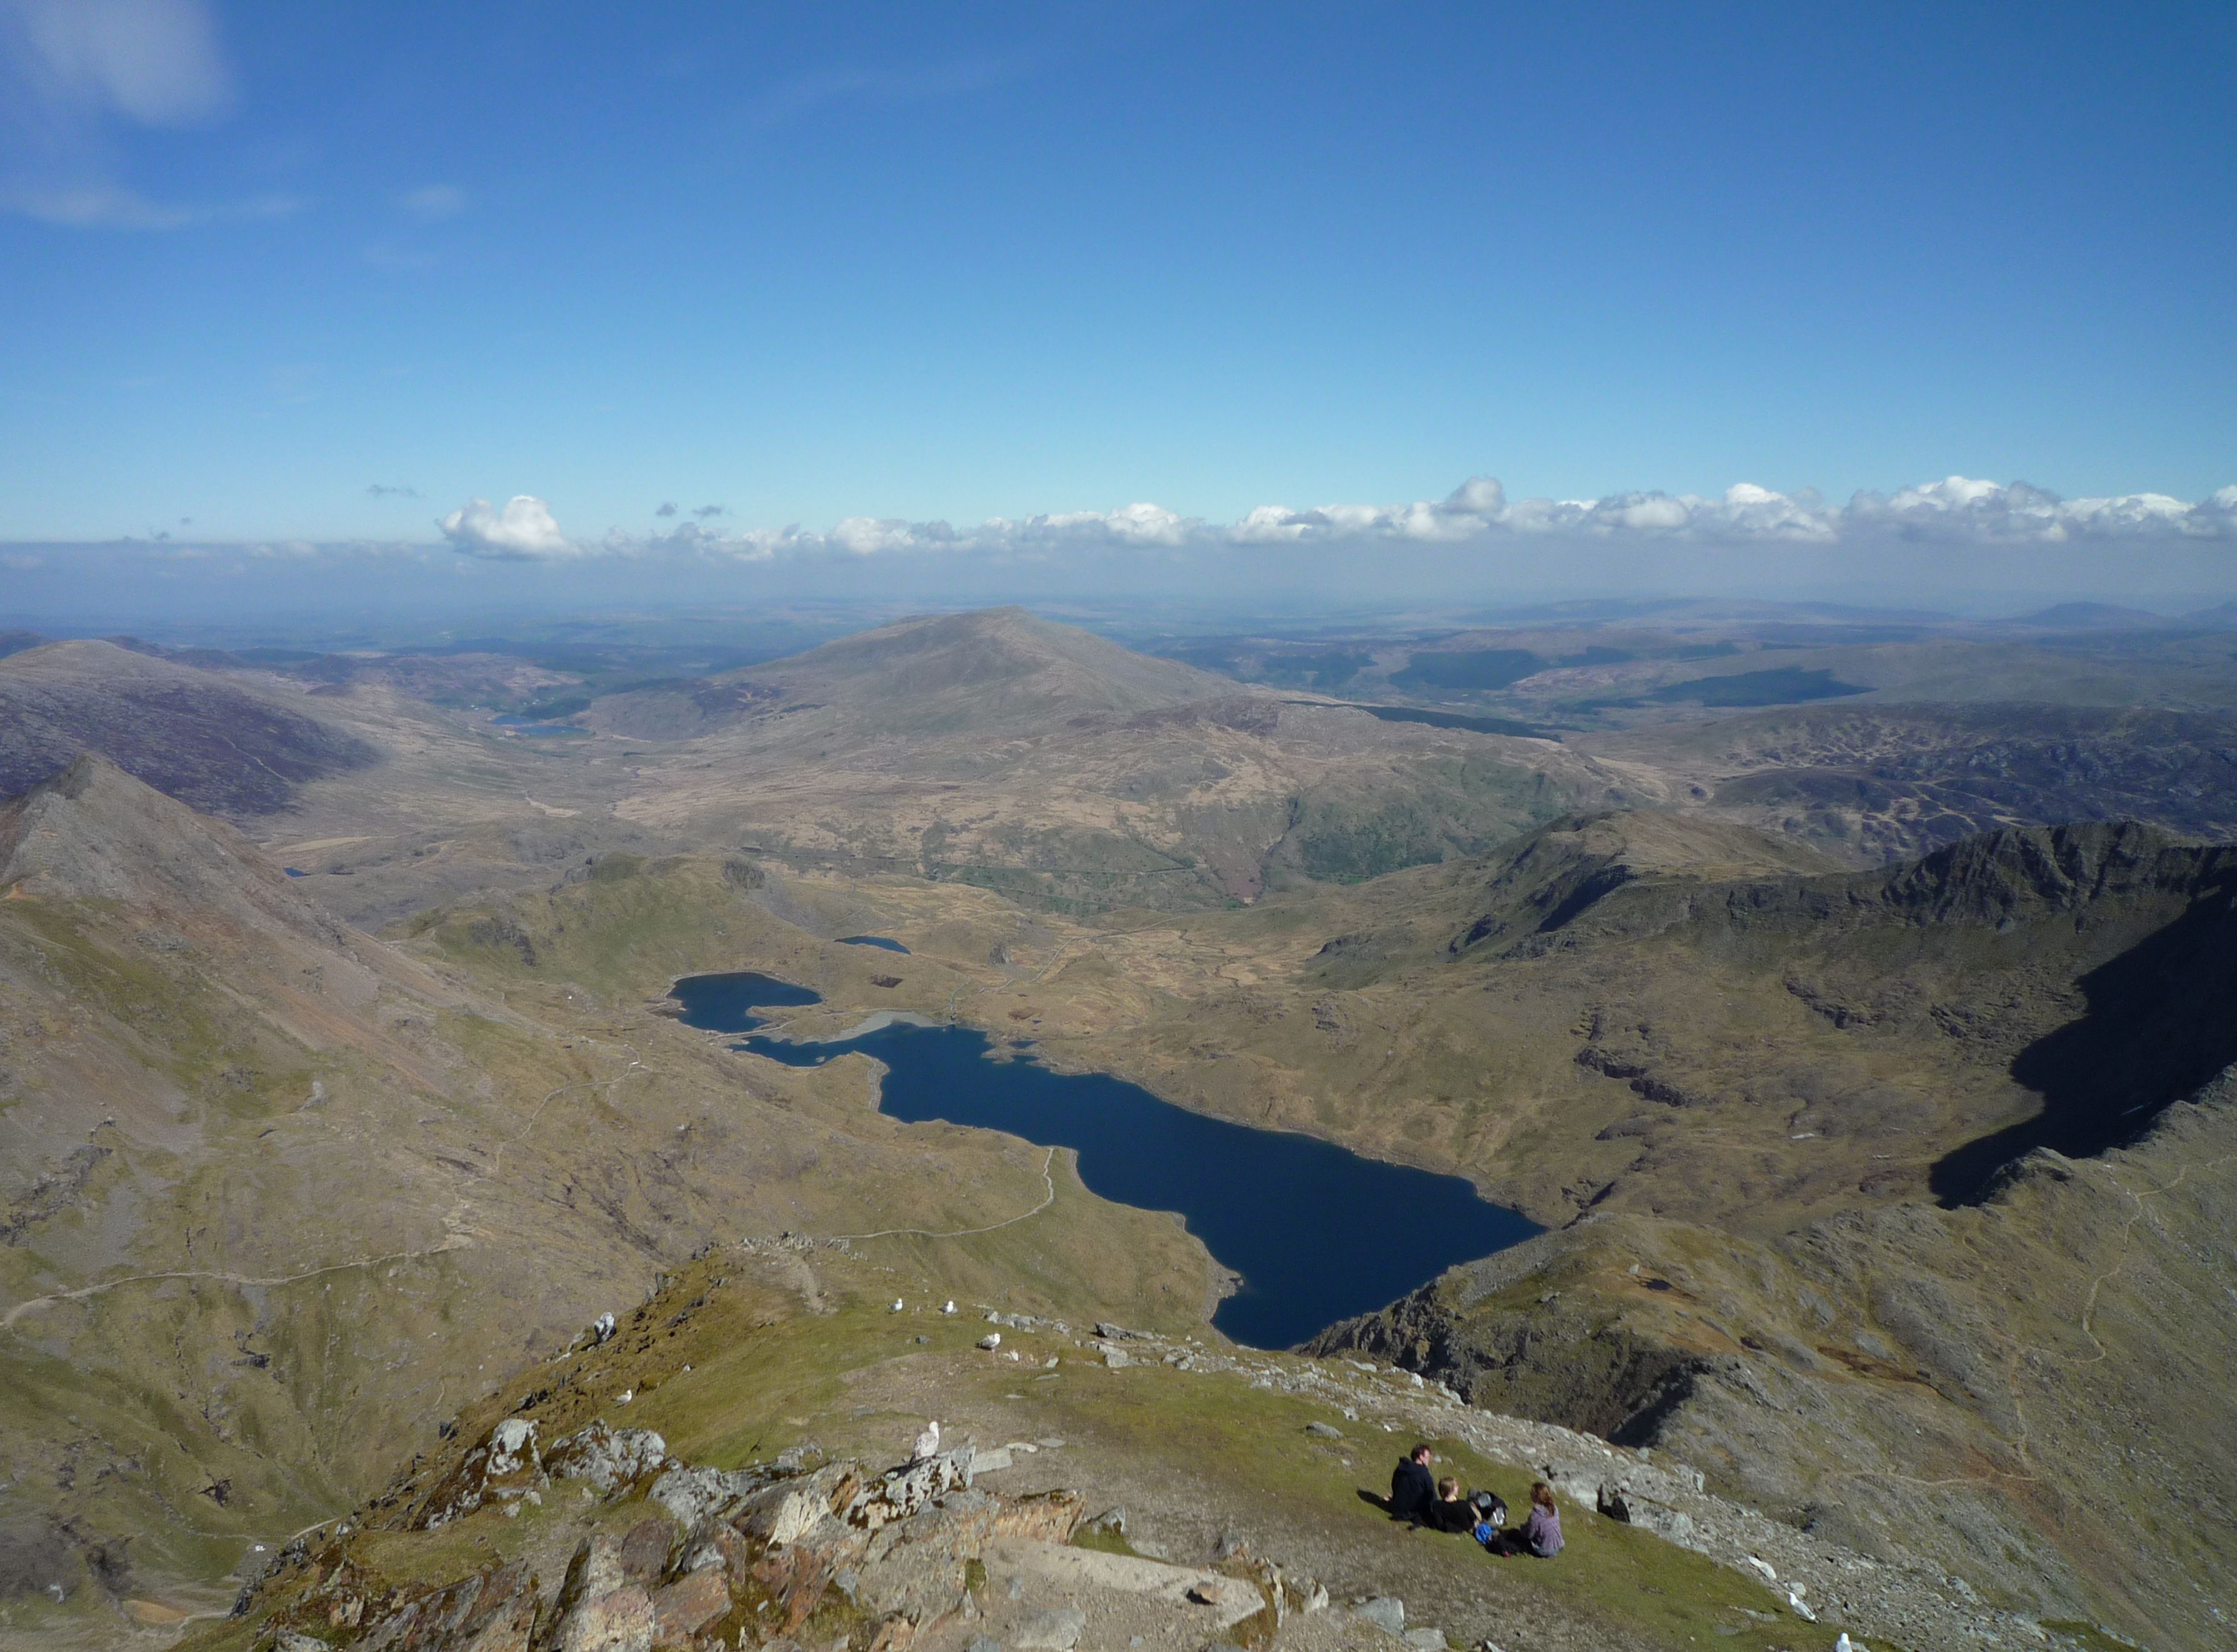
[{"left": 185, "top": 1244, "right": 2073, "bottom": 1652}]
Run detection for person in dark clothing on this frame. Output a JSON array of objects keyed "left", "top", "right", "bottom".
[
  {"left": 1388, "top": 1444, "right": 1436, "bottom": 1523},
  {"left": 1421, "top": 1476, "right": 1478, "bottom": 1533}
]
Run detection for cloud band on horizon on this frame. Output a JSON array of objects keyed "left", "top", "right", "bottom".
[{"left": 429, "top": 475, "right": 2237, "bottom": 564}]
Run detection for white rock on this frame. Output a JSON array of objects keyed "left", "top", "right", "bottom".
[
  {"left": 1402, "top": 1630, "right": 1446, "bottom": 1650},
  {"left": 592, "top": 1311, "right": 616, "bottom": 1344},
  {"left": 1355, "top": 1596, "right": 1405, "bottom": 1636},
  {"left": 1011, "top": 1607, "right": 1087, "bottom": 1650},
  {"left": 1743, "top": 1555, "right": 1777, "bottom": 1582},
  {"left": 487, "top": 1418, "right": 538, "bottom": 1476}
]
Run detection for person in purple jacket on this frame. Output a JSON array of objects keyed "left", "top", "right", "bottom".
[{"left": 1490, "top": 1482, "right": 1563, "bottom": 1557}]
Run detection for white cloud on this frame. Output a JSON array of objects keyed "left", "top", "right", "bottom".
[
  {"left": 1211, "top": 475, "right": 2233, "bottom": 551},
  {"left": 2, "top": 0, "right": 229, "bottom": 126},
  {"left": 438, "top": 496, "right": 582, "bottom": 560},
  {"left": 0, "top": 0, "right": 278, "bottom": 228},
  {"left": 399, "top": 183, "right": 467, "bottom": 221},
  {"left": 431, "top": 474, "right": 2237, "bottom": 572},
  {"left": 7, "top": 183, "right": 302, "bottom": 228}
]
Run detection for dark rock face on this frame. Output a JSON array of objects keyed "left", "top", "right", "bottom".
[{"left": 0, "top": 640, "right": 379, "bottom": 815}]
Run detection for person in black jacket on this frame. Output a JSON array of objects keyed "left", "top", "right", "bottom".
[
  {"left": 1421, "top": 1476, "right": 1478, "bottom": 1533},
  {"left": 1388, "top": 1444, "right": 1436, "bottom": 1523}
]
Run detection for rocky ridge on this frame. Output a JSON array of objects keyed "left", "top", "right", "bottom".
[{"left": 202, "top": 1251, "right": 2058, "bottom": 1652}]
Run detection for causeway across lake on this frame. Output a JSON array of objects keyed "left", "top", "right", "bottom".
[{"left": 670, "top": 970, "right": 1538, "bottom": 1348}]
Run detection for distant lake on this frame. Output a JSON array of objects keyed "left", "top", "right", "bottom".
[
  {"left": 672, "top": 970, "right": 1538, "bottom": 1348},
  {"left": 837, "top": 935, "right": 910, "bottom": 953}
]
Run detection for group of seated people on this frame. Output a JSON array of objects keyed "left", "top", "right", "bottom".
[{"left": 1387, "top": 1443, "right": 1563, "bottom": 1558}]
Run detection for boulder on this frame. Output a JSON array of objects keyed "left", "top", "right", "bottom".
[
  {"left": 557, "top": 1536, "right": 627, "bottom": 1614},
  {"left": 735, "top": 1463, "right": 862, "bottom": 1546},
  {"left": 854, "top": 1491, "right": 1000, "bottom": 1622},
  {"left": 411, "top": 1421, "right": 546, "bottom": 1528},
  {"left": 554, "top": 1583, "right": 653, "bottom": 1652},
  {"left": 647, "top": 1568, "right": 730, "bottom": 1644},
  {"left": 648, "top": 1463, "right": 769, "bottom": 1530},
  {"left": 1593, "top": 1485, "right": 1696, "bottom": 1545},
  {"left": 751, "top": 1515, "right": 870, "bottom": 1631},
  {"left": 349, "top": 1561, "right": 537, "bottom": 1652},
  {"left": 1010, "top": 1608, "right": 1087, "bottom": 1650},
  {"left": 989, "top": 1490, "right": 1083, "bottom": 1545},
  {"left": 1354, "top": 1597, "right": 1405, "bottom": 1636},
  {"left": 616, "top": 1516, "right": 676, "bottom": 1584},
  {"left": 844, "top": 1446, "right": 973, "bottom": 1530},
  {"left": 546, "top": 1423, "right": 670, "bottom": 1496}
]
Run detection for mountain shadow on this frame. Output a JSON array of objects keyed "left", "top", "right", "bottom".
[{"left": 1933, "top": 875, "right": 2237, "bottom": 1201}]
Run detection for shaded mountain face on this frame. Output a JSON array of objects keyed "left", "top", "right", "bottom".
[
  {"left": 1307, "top": 1078, "right": 2237, "bottom": 1652},
  {"left": 0, "top": 640, "right": 379, "bottom": 815}
]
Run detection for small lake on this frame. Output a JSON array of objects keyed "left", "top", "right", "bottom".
[
  {"left": 672, "top": 970, "right": 1538, "bottom": 1348},
  {"left": 837, "top": 935, "right": 910, "bottom": 953}
]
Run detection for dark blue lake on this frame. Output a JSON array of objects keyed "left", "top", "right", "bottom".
[
  {"left": 670, "top": 970, "right": 825, "bottom": 1033},
  {"left": 672, "top": 970, "right": 1538, "bottom": 1349},
  {"left": 836, "top": 935, "right": 910, "bottom": 953}
]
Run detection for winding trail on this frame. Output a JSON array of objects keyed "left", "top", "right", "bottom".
[
  {"left": 2, "top": 1242, "right": 474, "bottom": 1330},
  {"left": 834, "top": 1146, "right": 1060, "bottom": 1243},
  {"left": 1833, "top": 1140, "right": 2234, "bottom": 1495},
  {"left": 2, "top": 1047, "right": 649, "bottom": 1332}
]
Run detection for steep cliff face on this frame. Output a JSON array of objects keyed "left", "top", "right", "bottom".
[
  {"left": 1450, "top": 815, "right": 2237, "bottom": 961},
  {"left": 1308, "top": 1072, "right": 2237, "bottom": 1651}
]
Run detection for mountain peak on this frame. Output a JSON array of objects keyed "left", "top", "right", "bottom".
[
  {"left": 0, "top": 754, "right": 343, "bottom": 946},
  {"left": 592, "top": 606, "right": 1239, "bottom": 739}
]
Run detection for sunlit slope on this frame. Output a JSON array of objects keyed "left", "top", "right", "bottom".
[
  {"left": 0, "top": 760, "right": 1216, "bottom": 1619},
  {"left": 571, "top": 609, "right": 1626, "bottom": 907}
]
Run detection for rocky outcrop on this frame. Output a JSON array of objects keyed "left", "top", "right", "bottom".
[{"left": 275, "top": 1440, "right": 1086, "bottom": 1652}]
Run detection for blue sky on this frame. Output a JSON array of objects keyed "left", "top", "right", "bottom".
[{"left": 1, "top": 1, "right": 2233, "bottom": 614}]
